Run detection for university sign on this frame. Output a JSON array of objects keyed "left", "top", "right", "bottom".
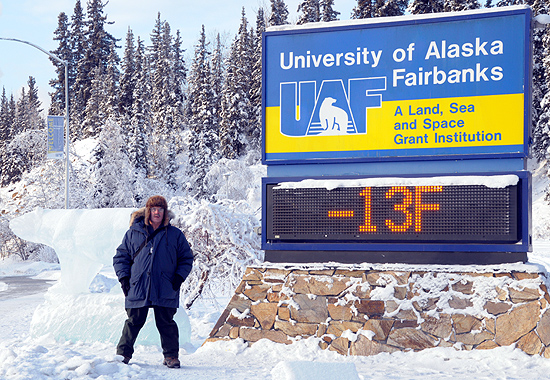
[
  {"left": 261, "top": 6, "right": 532, "bottom": 264},
  {"left": 262, "top": 7, "right": 531, "bottom": 164}
]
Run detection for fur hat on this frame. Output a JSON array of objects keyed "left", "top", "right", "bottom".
[{"left": 144, "top": 195, "right": 169, "bottom": 226}]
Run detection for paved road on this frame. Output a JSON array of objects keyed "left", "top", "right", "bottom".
[{"left": 0, "top": 276, "right": 55, "bottom": 300}]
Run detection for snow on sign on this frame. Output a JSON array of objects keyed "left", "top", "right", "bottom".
[{"left": 262, "top": 6, "right": 532, "bottom": 164}]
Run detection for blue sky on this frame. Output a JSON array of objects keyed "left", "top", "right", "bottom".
[{"left": 0, "top": 0, "right": 356, "bottom": 112}]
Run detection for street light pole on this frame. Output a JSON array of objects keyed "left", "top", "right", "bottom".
[{"left": 0, "top": 37, "right": 70, "bottom": 209}]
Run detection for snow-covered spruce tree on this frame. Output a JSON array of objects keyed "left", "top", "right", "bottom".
[
  {"left": 0, "top": 129, "right": 47, "bottom": 187},
  {"left": 26, "top": 77, "right": 45, "bottom": 131},
  {"left": 187, "top": 25, "right": 218, "bottom": 199},
  {"left": 118, "top": 28, "right": 135, "bottom": 148},
  {"left": 128, "top": 37, "right": 151, "bottom": 178},
  {"left": 352, "top": 0, "right": 407, "bottom": 18},
  {"left": 220, "top": 8, "right": 255, "bottom": 160},
  {"left": 74, "top": 0, "right": 117, "bottom": 138},
  {"left": 250, "top": 8, "right": 266, "bottom": 154},
  {"left": 0, "top": 144, "right": 25, "bottom": 187},
  {"left": 377, "top": 0, "right": 409, "bottom": 17},
  {"left": 103, "top": 42, "right": 121, "bottom": 121},
  {"left": 211, "top": 33, "right": 224, "bottom": 130},
  {"left": 219, "top": 45, "right": 241, "bottom": 160},
  {"left": 443, "top": 0, "right": 480, "bottom": 12},
  {"left": 81, "top": 66, "right": 106, "bottom": 138},
  {"left": 352, "top": 0, "right": 375, "bottom": 18},
  {"left": 297, "top": 0, "right": 321, "bottom": 24},
  {"left": 89, "top": 117, "right": 136, "bottom": 208},
  {"left": 11, "top": 78, "right": 44, "bottom": 137},
  {"left": 85, "top": 0, "right": 118, "bottom": 76},
  {"left": 149, "top": 15, "right": 180, "bottom": 183},
  {"left": 237, "top": 8, "right": 256, "bottom": 152},
  {"left": 269, "top": 0, "right": 290, "bottom": 26},
  {"left": 14, "top": 88, "right": 29, "bottom": 135},
  {"left": 69, "top": 0, "right": 88, "bottom": 138},
  {"left": 172, "top": 29, "right": 187, "bottom": 134},
  {"left": 320, "top": 0, "right": 340, "bottom": 22},
  {"left": 0, "top": 88, "right": 9, "bottom": 147},
  {"left": 120, "top": 27, "right": 136, "bottom": 121},
  {"left": 407, "top": 0, "right": 444, "bottom": 15},
  {"left": 49, "top": 11, "right": 71, "bottom": 116},
  {"left": 529, "top": 0, "right": 550, "bottom": 160}
]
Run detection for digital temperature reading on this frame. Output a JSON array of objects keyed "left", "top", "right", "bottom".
[{"left": 266, "top": 183, "right": 519, "bottom": 243}]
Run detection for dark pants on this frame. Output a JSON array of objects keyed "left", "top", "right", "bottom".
[{"left": 116, "top": 306, "right": 179, "bottom": 359}]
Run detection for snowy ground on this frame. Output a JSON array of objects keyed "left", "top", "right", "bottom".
[
  {"left": 3, "top": 250, "right": 550, "bottom": 380},
  {"left": 2, "top": 161, "right": 550, "bottom": 379}
]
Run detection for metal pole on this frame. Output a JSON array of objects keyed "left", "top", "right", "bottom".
[
  {"left": 0, "top": 37, "right": 70, "bottom": 208},
  {"left": 64, "top": 63, "right": 69, "bottom": 209}
]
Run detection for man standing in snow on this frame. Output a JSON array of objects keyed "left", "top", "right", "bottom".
[{"left": 113, "top": 195, "right": 193, "bottom": 368}]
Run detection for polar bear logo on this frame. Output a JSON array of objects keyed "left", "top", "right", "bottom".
[{"left": 318, "top": 97, "right": 349, "bottom": 135}]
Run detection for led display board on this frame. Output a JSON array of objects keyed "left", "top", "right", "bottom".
[
  {"left": 266, "top": 179, "right": 518, "bottom": 243},
  {"left": 262, "top": 7, "right": 531, "bottom": 164},
  {"left": 262, "top": 172, "right": 531, "bottom": 264}
]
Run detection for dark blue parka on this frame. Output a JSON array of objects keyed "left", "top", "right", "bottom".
[{"left": 113, "top": 208, "right": 193, "bottom": 309}]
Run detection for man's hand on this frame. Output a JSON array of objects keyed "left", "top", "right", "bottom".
[
  {"left": 120, "top": 277, "right": 130, "bottom": 297},
  {"left": 172, "top": 274, "right": 184, "bottom": 291}
]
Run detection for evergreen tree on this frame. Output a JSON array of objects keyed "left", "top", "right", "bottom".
[
  {"left": 297, "top": 0, "right": 320, "bottom": 24},
  {"left": 220, "top": 45, "right": 241, "bottom": 160},
  {"left": 530, "top": 0, "right": 550, "bottom": 160},
  {"left": 269, "top": 0, "right": 290, "bottom": 26},
  {"left": 408, "top": 0, "right": 444, "bottom": 14},
  {"left": 86, "top": 0, "right": 118, "bottom": 74},
  {"left": 220, "top": 8, "right": 255, "bottom": 160},
  {"left": 0, "top": 144, "right": 25, "bottom": 186},
  {"left": 353, "top": 0, "right": 407, "bottom": 18},
  {"left": 26, "top": 76, "right": 44, "bottom": 131},
  {"left": 103, "top": 42, "right": 121, "bottom": 120},
  {"left": 443, "top": 0, "right": 480, "bottom": 12},
  {"left": 172, "top": 29, "right": 187, "bottom": 133},
  {"left": 49, "top": 12, "right": 71, "bottom": 116},
  {"left": 250, "top": 8, "right": 266, "bottom": 153},
  {"left": 89, "top": 118, "right": 135, "bottom": 208},
  {"left": 70, "top": 0, "right": 88, "bottom": 137},
  {"left": 14, "top": 87, "right": 29, "bottom": 135},
  {"left": 73, "top": 0, "right": 117, "bottom": 136},
  {"left": 165, "top": 141, "right": 178, "bottom": 190},
  {"left": 149, "top": 14, "right": 176, "bottom": 180},
  {"left": 211, "top": 33, "right": 224, "bottom": 129},
  {"left": 352, "top": 0, "right": 375, "bottom": 18},
  {"left": 128, "top": 37, "right": 151, "bottom": 176},
  {"left": 8, "top": 95, "right": 16, "bottom": 135},
  {"left": 320, "top": 0, "right": 340, "bottom": 22},
  {"left": 187, "top": 25, "right": 218, "bottom": 198},
  {"left": 238, "top": 8, "right": 255, "bottom": 151},
  {"left": 119, "top": 27, "right": 136, "bottom": 119},
  {"left": 81, "top": 66, "right": 105, "bottom": 138},
  {"left": 0, "top": 88, "right": 8, "bottom": 145},
  {"left": 378, "top": 0, "right": 408, "bottom": 17}
]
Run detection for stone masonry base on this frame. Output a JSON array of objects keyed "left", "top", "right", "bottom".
[{"left": 205, "top": 264, "right": 550, "bottom": 357}]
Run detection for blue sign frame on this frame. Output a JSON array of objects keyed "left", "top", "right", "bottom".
[{"left": 262, "top": 6, "right": 532, "bottom": 165}]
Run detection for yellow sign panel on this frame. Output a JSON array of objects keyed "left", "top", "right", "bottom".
[{"left": 266, "top": 93, "right": 523, "bottom": 155}]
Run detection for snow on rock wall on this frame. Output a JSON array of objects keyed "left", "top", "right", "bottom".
[{"left": 206, "top": 264, "right": 550, "bottom": 357}]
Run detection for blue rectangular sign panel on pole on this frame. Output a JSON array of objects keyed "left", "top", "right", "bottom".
[{"left": 47, "top": 115, "right": 65, "bottom": 160}]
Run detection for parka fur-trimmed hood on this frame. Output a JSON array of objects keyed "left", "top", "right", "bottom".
[{"left": 129, "top": 207, "right": 175, "bottom": 227}]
